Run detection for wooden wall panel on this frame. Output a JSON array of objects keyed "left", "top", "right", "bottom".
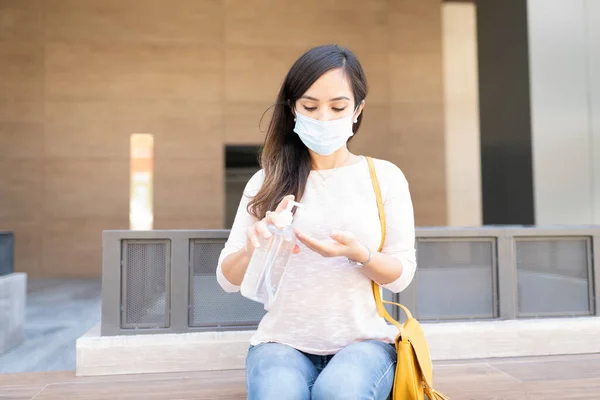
[
  {"left": 0, "top": 0, "right": 446, "bottom": 277},
  {"left": 0, "top": 160, "right": 44, "bottom": 219},
  {"left": 0, "top": 101, "right": 43, "bottom": 159},
  {"left": 43, "top": 160, "right": 130, "bottom": 218}
]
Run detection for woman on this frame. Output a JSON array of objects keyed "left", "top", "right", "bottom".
[{"left": 217, "top": 44, "right": 416, "bottom": 400}]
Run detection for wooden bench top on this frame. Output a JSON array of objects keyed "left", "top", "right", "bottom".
[{"left": 2, "top": 353, "right": 600, "bottom": 399}]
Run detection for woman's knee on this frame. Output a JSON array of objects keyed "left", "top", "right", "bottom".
[
  {"left": 311, "top": 372, "right": 350, "bottom": 400},
  {"left": 246, "top": 343, "right": 316, "bottom": 400},
  {"left": 311, "top": 364, "right": 394, "bottom": 400},
  {"left": 248, "top": 365, "right": 312, "bottom": 400},
  {"left": 311, "top": 341, "right": 396, "bottom": 400}
]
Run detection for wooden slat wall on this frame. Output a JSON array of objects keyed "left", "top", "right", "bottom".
[{"left": 0, "top": 0, "right": 446, "bottom": 277}]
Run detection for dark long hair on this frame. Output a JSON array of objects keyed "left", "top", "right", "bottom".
[{"left": 248, "top": 44, "right": 368, "bottom": 219}]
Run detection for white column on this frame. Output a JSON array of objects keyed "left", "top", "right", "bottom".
[
  {"left": 442, "top": 2, "right": 482, "bottom": 226},
  {"left": 527, "top": 0, "right": 595, "bottom": 224},
  {"left": 588, "top": 0, "right": 600, "bottom": 224}
]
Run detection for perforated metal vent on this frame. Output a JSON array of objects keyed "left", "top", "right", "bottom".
[
  {"left": 121, "top": 240, "right": 170, "bottom": 329},
  {"left": 189, "top": 240, "right": 266, "bottom": 328},
  {"left": 416, "top": 238, "right": 497, "bottom": 320},
  {"left": 516, "top": 237, "right": 593, "bottom": 316}
]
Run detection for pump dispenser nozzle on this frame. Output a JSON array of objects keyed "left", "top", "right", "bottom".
[
  {"left": 285, "top": 200, "right": 303, "bottom": 213},
  {"left": 275, "top": 201, "right": 303, "bottom": 228}
]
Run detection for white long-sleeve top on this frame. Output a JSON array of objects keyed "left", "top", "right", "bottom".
[{"left": 216, "top": 156, "right": 417, "bottom": 355}]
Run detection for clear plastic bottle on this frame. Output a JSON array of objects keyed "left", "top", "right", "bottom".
[{"left": 240, "top": 200, "right": 302, "bottom": 310}]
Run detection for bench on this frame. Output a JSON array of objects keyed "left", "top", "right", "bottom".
[{"left": 0, "top": 272, "right": 27, "bottom": 355}]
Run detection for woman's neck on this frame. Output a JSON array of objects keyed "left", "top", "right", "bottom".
[{"left": 310, "top": 148, "right": 355, "bottom": 170}]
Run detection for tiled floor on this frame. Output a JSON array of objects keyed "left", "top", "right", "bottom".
[
  {"left": 1, "top": 353, "right": 600, "bottom": 399},
  {"left": 0, "top": 279, "right": 101, "bottom": 373}
]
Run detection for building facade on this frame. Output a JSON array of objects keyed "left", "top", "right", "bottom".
[{"left": 0, "top": 0, "right": 448, "bottom": 277}]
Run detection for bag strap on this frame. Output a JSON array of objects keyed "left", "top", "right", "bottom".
[
  {"left": 366, "top": 157, "right": 406, "bottom": 333},
  {"left": 368, "top": 157, "right": 449, "bottom": 399}
]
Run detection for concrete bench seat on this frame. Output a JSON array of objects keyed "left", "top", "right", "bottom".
[
  {"left": 76, "top": 316, "right": 600, "bottom": 377},
  {"left": 0, "top": 273, "right": 27, "bottom": 355}
]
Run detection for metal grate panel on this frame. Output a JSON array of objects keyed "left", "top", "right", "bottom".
[
  {"left": 0, "top": 233, "right": 14, "bottom": 276},
  {"left": 516, "top": 237, "right": 593, "bottom": 316},
  {"left": 415, "top": 238, "right": 497, "bottom": 320},
  {"left": 121, "top": 240, "right": 171, "bottom": 329},
  {"left": 189, "top": 240, "right": 266, "bottom": 328}
]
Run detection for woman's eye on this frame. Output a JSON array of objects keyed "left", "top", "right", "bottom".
[
  {"left": 332, "top": 107, "right": 346, "bottom": 112},
  {"left": 303, "top": 106, "right": 317, "bottom": 112}
]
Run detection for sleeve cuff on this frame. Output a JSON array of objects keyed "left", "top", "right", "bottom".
[
  {"left": 216, "top": 263, "right": 241, "bottom": 293},
  {"left": 381, "top": 258, "right": 416, "bottom": 293}
]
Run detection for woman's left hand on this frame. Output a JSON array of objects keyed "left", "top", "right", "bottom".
[{"left": 294, "top": 229, "right": 368, "bottom": 262}]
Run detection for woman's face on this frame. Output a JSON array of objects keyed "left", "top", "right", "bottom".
[{"left": 294, "top": 68, "right": 363, "bottom": 122}]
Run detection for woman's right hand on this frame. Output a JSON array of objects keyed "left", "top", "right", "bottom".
[{"left": 245, "top": 194, "right": 301, "bottom": 256}]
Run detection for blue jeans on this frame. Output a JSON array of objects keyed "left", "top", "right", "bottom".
[{"left": 246, "top": 340, "right": 396, "bottom": 400}]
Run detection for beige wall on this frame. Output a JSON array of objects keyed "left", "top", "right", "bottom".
[
  {"left": 442, "top": 2, "right": 482, "bottom": 226},
  {"left": 0, "top": 0, "right": 446, "bottom": 278}
]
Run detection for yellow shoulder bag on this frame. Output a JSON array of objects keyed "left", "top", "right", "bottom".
[{"left": 366, "top": 156, "right": 450, "bottom": 400}]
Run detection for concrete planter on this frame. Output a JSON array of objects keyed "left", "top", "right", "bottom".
[{"left": 0, "top": 273, "right": 27, "bottom": 355}]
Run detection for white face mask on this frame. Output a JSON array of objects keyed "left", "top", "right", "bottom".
[{"left": 293, "top": 110, "right": 357, "bottom": 156}]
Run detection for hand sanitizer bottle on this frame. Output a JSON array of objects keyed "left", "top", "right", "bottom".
[{"left": 241, "top": 200, "right": 303, "bottom": 309}]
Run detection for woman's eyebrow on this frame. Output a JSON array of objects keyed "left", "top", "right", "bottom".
[
  {"left": 329, "top": 96, "right": 350, "bottom": 101},
  {"left": 299, "top": 96, "right": 350, "bottom": 101}
]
